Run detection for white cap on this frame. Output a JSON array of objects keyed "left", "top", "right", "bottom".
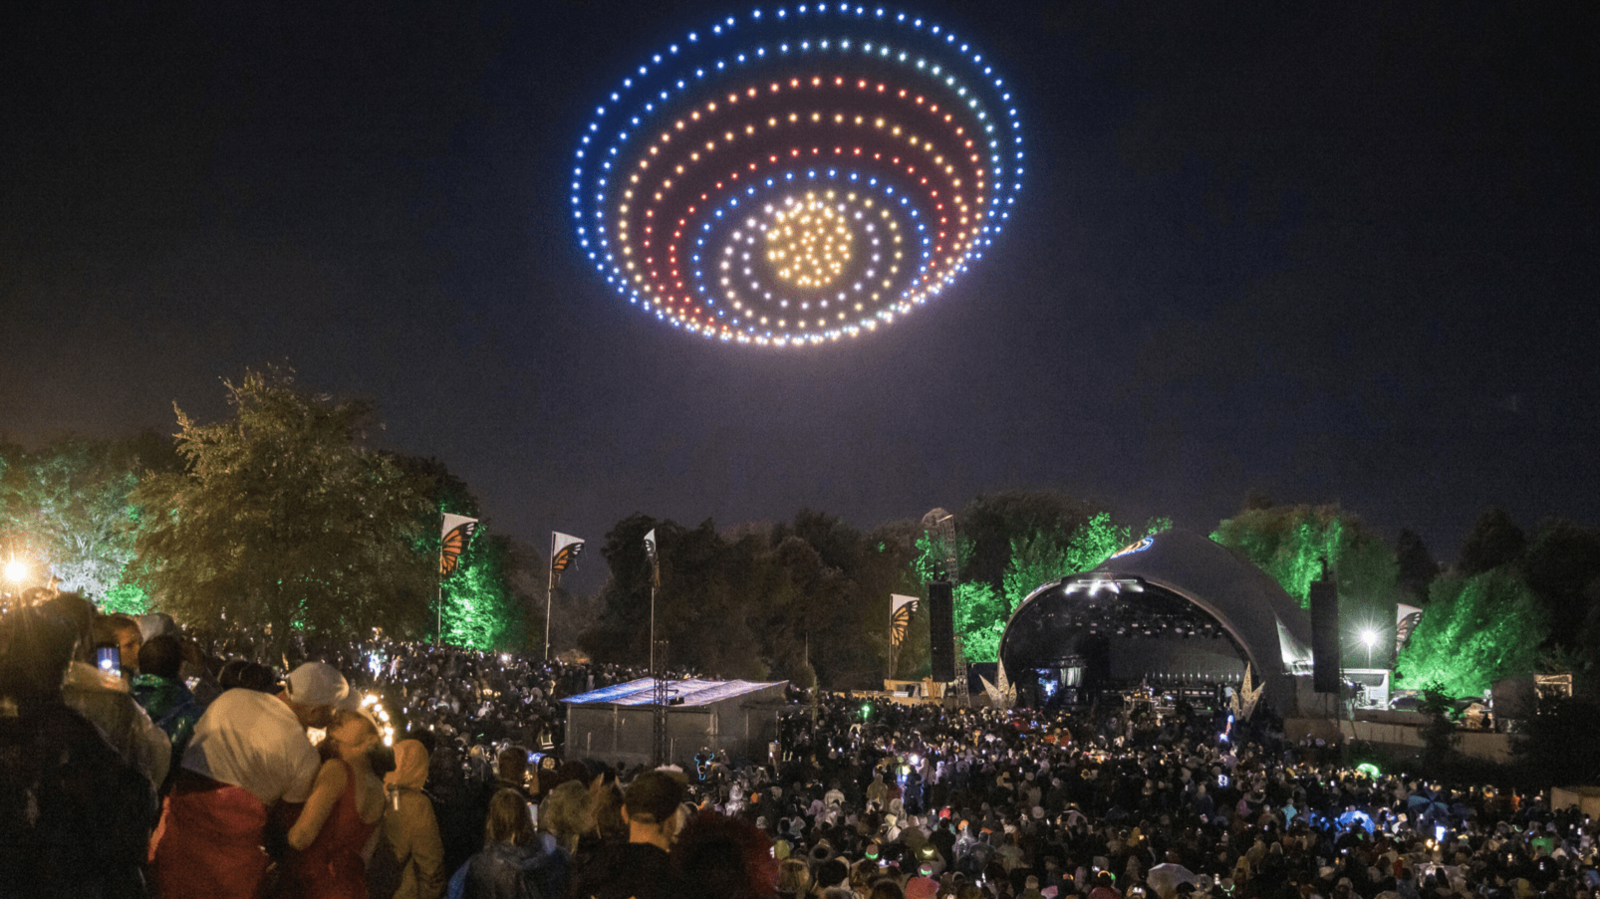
[{"left": 284, "top": 661, "right": 349, "bottom": 707}]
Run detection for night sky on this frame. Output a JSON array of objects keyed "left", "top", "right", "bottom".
[{"left": 5, "top": 0, "right": 1597, "bottom": 590}]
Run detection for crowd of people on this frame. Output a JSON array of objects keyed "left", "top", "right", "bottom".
[{"left": 4, "top": 589, "right": 1600, "bottom": 899}]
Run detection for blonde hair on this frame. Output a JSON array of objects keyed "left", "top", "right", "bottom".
[
  {"left": 541, "top": 780, "right": 595, "bottom": 853},
  {"left": 333, "top": 707, "right": 379, "bottom": 741}
]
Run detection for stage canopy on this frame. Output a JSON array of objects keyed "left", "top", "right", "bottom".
[
  {"left": 563, "top": 678, "right": 789, "bottom": 769},
  {"left": 998, "top": 529, "right": 1313, "bottom": 710}
]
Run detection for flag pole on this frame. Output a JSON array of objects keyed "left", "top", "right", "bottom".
[
  {"left": 545, "top": 532, "right": 556, "bottom": 662},
  {"left": 436, "top": 515, "right": 443, "bottom": 646}
]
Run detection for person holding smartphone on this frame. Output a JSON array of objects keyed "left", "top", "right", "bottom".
[{"left": 50, "top": 594, "right": 172, "bottom": 791}]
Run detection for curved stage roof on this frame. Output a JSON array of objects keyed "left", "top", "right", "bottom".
[{"left": 998, "top": 529, "right": 1313, "bottom": 708}]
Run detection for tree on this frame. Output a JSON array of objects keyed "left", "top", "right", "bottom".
[
  {"left": 581, "top": 513, "right": 661, "bottom": 667},
  {"left": 957, "top": 492, "right": 1099, "bottom": 588},
  {"left": 1458, "top": 504, "right": 1527, "bottom": 575},
  {"left": 130, "top": 369, "right": 434, "bottom": 657},
  {"left": 439, "top": 531, "right": 526, "bottom": 651},
  {"left": 1394, "top": 568, "right": 1548, "bottom": 698},
  {"left": 1212, "top": 505, "right": 1341, "bottom": 607},
  {"left": 910, "top": 506, "right": 1167, "bottom": 665},
  {"left": 1523, "top": 517, "right": 1600, "bottom": 641},
  {"left": 579, "top": 510, "right": 916, "bottom": 689},
  {"left": 1512, "top": 694, "right": 1600, "bottom": 788},
  {"left": 1394, "top": 528, "right": 1438, "bottom": 605},
  {"left": 0, "top": 433, "right": 177, "bottom": 603},
  {"left": 1000, "top": 512, "right": 1157, "bottom": 612},
  {"left": 582, "top": 514, "right": 769, "bottom": 678},
  {"left": 950, "top": 580, "right": 1007, "bottom": 663},
  {"left": 386, "top": 453, "right": 531, "bottom": 649},
  {"left": 1213, "top": 504, "right": 1402, "bottom": 666}
]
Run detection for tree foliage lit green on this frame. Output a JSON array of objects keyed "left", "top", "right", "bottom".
[
  {"left": 950, "top": 580, "right": 1007, "bottom": 663},
  {"left": 1001, "top": 512, "right": 1170, "bottom": 612},
  {"left": 909, "top": 505, "right": 1169, "bottom": 663},
  {"left": 101, "top": 583, "right": 150, "bottom": 616},
  {"left": 1396, "top": 568, "right": 1548, "bottom": 698},
  {"left": 1213, "top": 504, "right": 1401, "bottom": 666},
  {"left": 439, "top": 529, "right": 524, "bottom": 651},
  {"left": 1212, "top": 505, "right": 1343, "bottom": 607},
  {"left": 130, "top": 369, "right": 435, "bottom": 656},
  {"left": 0, "top": 434, "right": 176, "bottom": 602}
]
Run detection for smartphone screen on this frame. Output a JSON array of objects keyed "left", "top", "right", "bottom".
[{"left": 96, "top": 645, "right": 121, "bottom": 673}]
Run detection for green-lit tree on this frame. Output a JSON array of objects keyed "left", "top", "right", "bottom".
[
  {"left": 950, "top": 580, "right": 1007, "bottom": 663},
  {"left": 1212, "top": 505, "right": 1338, "bottom": 607},
  {"left": 1212, "top": 504, "right": 1402, "bottom": 666},
  {"left": 387, "top": 453, "right": 530, "bottom": 649},
  {"left": 0, "top": 433, "right": 178, "bottom": 605},
  {"left": 1000, "top": 512, "right": 1168, "bottom": 612},
  {"left": 908, "top": 506, "right": 1168, "bottom": 664},
  {"left": 958, "top": 492, "right": 1099, "bottom": 588},
  {"left": 1395, "top": 568, "right": 1548, "bottom": 698},
  {"left": 439, "top": 531, "right": 525, "bottom": 651},
  {"left": 130, "top": 369, "right": 434, "bottom": 656}
]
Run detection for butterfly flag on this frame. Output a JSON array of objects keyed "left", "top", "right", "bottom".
[
  {"left": 1396, "top": 603, "right": 1423, "bottom": 653},
  {"left": 890, "top": 594, "right": 920, "bottom": 649},
  {"left": 439, "top": 513, "right": 479, "bottom": 577},
  {"left": 644, "top": 528, "right": 660, "bottom": 587},
  {"left": 550, "top": 532, "right": 585, "bottom": 584}
]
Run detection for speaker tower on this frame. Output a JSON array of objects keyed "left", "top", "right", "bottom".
[
  {"left": 928, "top": 580, "right": 955, "bottom": 683},
  {"left": 1310, "top": 576, "right": 1341, "bottom": 693}
]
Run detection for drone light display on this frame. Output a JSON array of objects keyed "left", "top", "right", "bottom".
[{"left": 571, "top": 4, "right": 1024, "bottom": 346}]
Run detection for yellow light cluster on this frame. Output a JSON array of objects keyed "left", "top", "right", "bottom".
[
  {"left": 360, "top": 692, "right": 397, "bottom": 747},
  {"left": 766, "top": 195, "right": 854, "bottom": 287}
]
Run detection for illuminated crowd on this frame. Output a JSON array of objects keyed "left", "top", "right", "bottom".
[{"left": 3, "top": 590, "right": 1598, "bottom": 899}]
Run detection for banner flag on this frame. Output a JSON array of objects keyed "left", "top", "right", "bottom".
[
  {"left": 551, "top": 532, "right": 585, "bottom": 582},
  {"left": 1396, "top": 603, "right": 1423, "bottom": 653},
  {"left": 890, "top": 594, "right": 920, "bottom": 649},
  {"left": 439, "top": 513, "right": 479, "bottom": 577},
  {"left": 644, "top": 528, "right": 660, "bottom": 588}
]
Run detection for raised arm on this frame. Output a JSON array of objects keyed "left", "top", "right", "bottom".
[{"left": 288, "top": 758, "right": 348, "bottom": 851}]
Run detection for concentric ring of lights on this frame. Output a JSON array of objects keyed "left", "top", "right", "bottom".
[{"left": 572, "top": 4, "right": 1024, "bottom": 346}]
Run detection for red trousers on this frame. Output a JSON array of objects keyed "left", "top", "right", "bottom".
[{"left": 150, "top": 770, "right": 272, "bottom": 899}]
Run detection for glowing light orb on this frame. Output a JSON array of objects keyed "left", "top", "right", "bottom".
[
  {"left": 767, "top": 194, "right": 853, "bottom": 288},
  {"left": 571, "top": 5, "right": 1025, "bottom": 346}
]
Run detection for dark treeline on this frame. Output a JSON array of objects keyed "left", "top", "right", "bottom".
[{"left": 6, "top": 372, "right": 1600, "bottom": 698}]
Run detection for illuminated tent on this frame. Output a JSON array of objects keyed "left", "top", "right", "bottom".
[
  {"left": 563, "top": 678, "right": 790, "bottom": 768},
  {"left": 997, "top": 529, "right": 1313, "bottom": 712}
]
